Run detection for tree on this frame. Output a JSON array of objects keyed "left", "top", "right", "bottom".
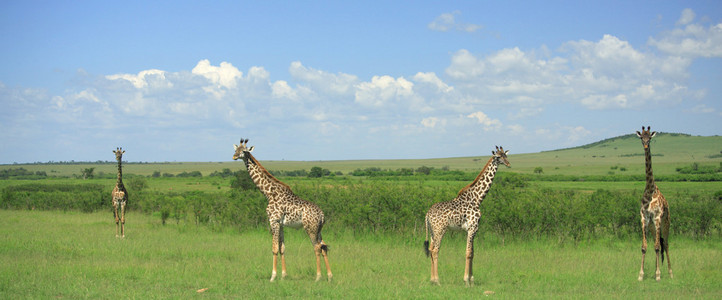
[
  {"left": 309, "top": 166, "right": 324, "bottom": 178},
  {"left": 533, "top": 167, "right": 544, "bottom": 174},
  {"left": 231, "top": 170, "right": 256, "bottom": 190},
  {"left": 416, "top": 166, "right": 432, "bottom": 175},
  {"left": 81, "top": 167, "right": 95, "bottom": 179}
]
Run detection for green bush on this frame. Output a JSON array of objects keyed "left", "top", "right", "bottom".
[{"left": 2, "top": 179, "right": 720, "bottom": 239}]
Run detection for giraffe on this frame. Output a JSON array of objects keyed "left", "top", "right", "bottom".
[
  {"left": 112, "top": 147, "right": 128, "bottom": 238},
  {"left": 636, "top": 126, "right": 672, "bottom": 281},
  {"left": 233, "top": 139, "right": 332, "bottom": 282},
  {"left": 424, "top": 146, "right": 510, "bottom": 286}
]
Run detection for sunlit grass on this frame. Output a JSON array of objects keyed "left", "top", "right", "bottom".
[{"left": 1, "top": 210, "right": 720, "bottom": 298}]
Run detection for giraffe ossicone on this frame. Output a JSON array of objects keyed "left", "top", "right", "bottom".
[
  {"left": 233, "top": 138, "right": 332, "bottom": 282},
  {"left": 424, "top": 146, "right": 510, "bottom": 286}
]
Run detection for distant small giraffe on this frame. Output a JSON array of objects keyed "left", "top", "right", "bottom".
[
  {"left": 636, "top": 126, "right": 672, "bottom": 281},
  {"left": 424, "top": 146, "right": 510, "bottom": 286},
  {"left": 233, "top": 139, "right": 332, "bottom": 282},
  {"left": 112, "top": 147, "right": 128, "bottom": 238}
]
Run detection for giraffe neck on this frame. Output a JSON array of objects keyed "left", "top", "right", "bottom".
[
  {"left": 116, "top": 159, "right": 124, "bottom": 187},
  {"left": 643, "top": 145, "right": 655, "bottom": 200},
  {"left": 244, "top": 153, "right": 291, "bottom": 198},
  {"left": 457, "top": 156, "right": 499, "bottom": 206}
]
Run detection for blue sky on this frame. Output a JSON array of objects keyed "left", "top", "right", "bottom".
[{"left": 1, "top": 1, "right": 721, "bottom": 163}]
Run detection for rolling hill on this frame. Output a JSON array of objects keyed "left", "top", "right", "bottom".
[{"left": 2, "top": 133, "right": 720, "bottom": 177}]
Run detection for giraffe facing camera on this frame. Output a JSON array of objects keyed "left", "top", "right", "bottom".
[
  {"left": 112, "top": 147, "right": 128, "bottom": 238},
  {"left": 635, "top": 126, "right": 673, "bottom": 281}
]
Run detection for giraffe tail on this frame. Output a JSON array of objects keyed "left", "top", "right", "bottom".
[
  {"left": 424, "top": 216, "right": 431, "bottom": 258},
  {"left": 660, "top": 237, "right": 666, "bottom": 263}
]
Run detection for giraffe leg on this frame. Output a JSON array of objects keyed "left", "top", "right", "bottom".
[
  {"left": 313, "top": 243, "right": 323, "bottom": 282},
  {"left": 321, "top": 240, "right": 332, "bottom": 282},
  {"left": 429, "top": 229, "right": 444, "bottom": 285},
  {"left": 464, "top": 231, "right": 476, "bottom": 287},
  {"left": 430, "top": 248, "right": 440, "bottom": 285},
  {"left": 638, "top": 214, "right": 647, "bottom": 281},
  {"left": 113, "top": 202, "right": 120, "bottom": 238},
  {"left": 269, "top": 222, "right": 281, "bottom": 282},
  {"left": 663, "top": 216, "right": 673, "bottom": 279},
  {"left": 665, "top": 243, "right": 673, "bottom": 279},
  {"left": 280, "top": 234, "right": 287, "bottom": 280},
  {"left": 654, "top": 216, "right": 662, "bottom": 281},
  {"left": 120, "top": 201, "right": 126, "bottom": 238}
]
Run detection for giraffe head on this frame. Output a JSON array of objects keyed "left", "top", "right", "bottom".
[
  {"left": 233, "top": 138, "right": 254, "bottom": 163},
  {"left": 492, "top": 146, "right": 511, "bottom": 167},
  {"left": 112, "top": 147, "right": 125, "bottom": 162},
  {"left": 635, "top": 126, "right": 657, "bottom": 149}
]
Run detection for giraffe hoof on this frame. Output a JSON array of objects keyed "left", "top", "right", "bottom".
[{"left": 669, "top": 271, "right": 674, "bottom": 279}]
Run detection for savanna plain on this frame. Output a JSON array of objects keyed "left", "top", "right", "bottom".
[{"left": 1, "top": 133, "right": 721, "bottom": 298}]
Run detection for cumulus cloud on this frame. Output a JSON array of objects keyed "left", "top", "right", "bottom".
[
  {"left": 428, "top": 11, "right": 483, "bottom": 33},
  {"left": 106, "top": 69, "right": 169, "bottom": 89},
  {"left": 289, "top": 61, "right": 358, "bottom": 95},
  {"left": 354, "top": 75, "right": 414, "bottom": 107},
  {"left": 649, "top": 9, "right": 722, "bottom": 58},
  {"left": 2, "top": 8, "right": 716, "bottom": 162},
  {"left": 446, "top": 33, "right": 697, "bottom": 110},
  {"left": 467, "top": 111, "right": 502, "bottom": 131},
  {"left": 677, "top": 8, "right": 695, "bottom": 25},
  {"left": 192, "top": 59, "right": 243, "bottom": 89},
  {"left": 413, "top": 72, "right": 453, "bottom": 93}
]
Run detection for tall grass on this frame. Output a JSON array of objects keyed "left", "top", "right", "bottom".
[{"left": 1, "top": 210, "right": 720, "bottom": 298}]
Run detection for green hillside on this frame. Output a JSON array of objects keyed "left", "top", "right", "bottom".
[
  {"left": 262, "top": 132, "right": 721, "bottom": 176},
  {"left": 2, "top": 133, "right": 720, "bottom": 177}
]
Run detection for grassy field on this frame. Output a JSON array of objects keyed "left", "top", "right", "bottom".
[
  {"left": 3, "top": 133, "right": 720, "bottom": 177},
  {"left": 1, "top": 210, "right": 720, "bottom": 299}
]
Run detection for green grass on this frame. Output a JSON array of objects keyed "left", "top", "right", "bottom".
[{"left": 1, "top": 210, "right": 720, "bottom": 298}]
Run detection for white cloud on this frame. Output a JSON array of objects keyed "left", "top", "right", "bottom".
[
  {"left": 421, "top": 116, "right": 445, "bottom": 128},
  {"left": 580, "top": 94, "right": 628, "bottom": 110},
  {"left": 271, "top": 80, "right": 297, "bottom": 100},
  {"left": 688, "top": 104, "right": 722, "bottom": 116},
  {"left": 649, "top": 9, "right": 722, "bottom": 58},
  {"left": 106, "top": 69, "right": 169, "bottom": 89},
  {"left": 191, "top": 59, "right": 242, "bottom": 89},
  {"left": 354, "top": 75, "right": 414, "bottom": 107},
  {"left": 506, "top": 124, "right": 525, "bottom": 135},
  {"left": 467, "top": 111, "right": 502, "bottom": 131},
  {"left": 677, "top": 8, "right": 695, "bottom": 25},
  {"left": 413, "top": 72, "right": 453, "bottom": 93},
  {"left": 446, "top": 33, "right": 697, "bottom": 110},
  {"left": 428, "top": 11, "right": 483, "bottom": 33},
  {"left": 289, "top": 61, "right": 358, "bottom": 95}
]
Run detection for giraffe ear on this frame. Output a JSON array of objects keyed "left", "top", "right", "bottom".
[
  {"left": 505, "top": 150, "right": 509, "bottom": 155},
  {"left": 248, "top": 146, "right": 254, "bottom": 152},
  {"left": 233, "top": 144, "right": 238, "bottom": 151},
  {"left": 636, "top": 131, "right": 642, "bottom": 138},
  {"left": 492, "top": 150, "right": 496, "bottom": 155},
  {"left": 651, "top": 131, "right": 657, "bottom": 138}
]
